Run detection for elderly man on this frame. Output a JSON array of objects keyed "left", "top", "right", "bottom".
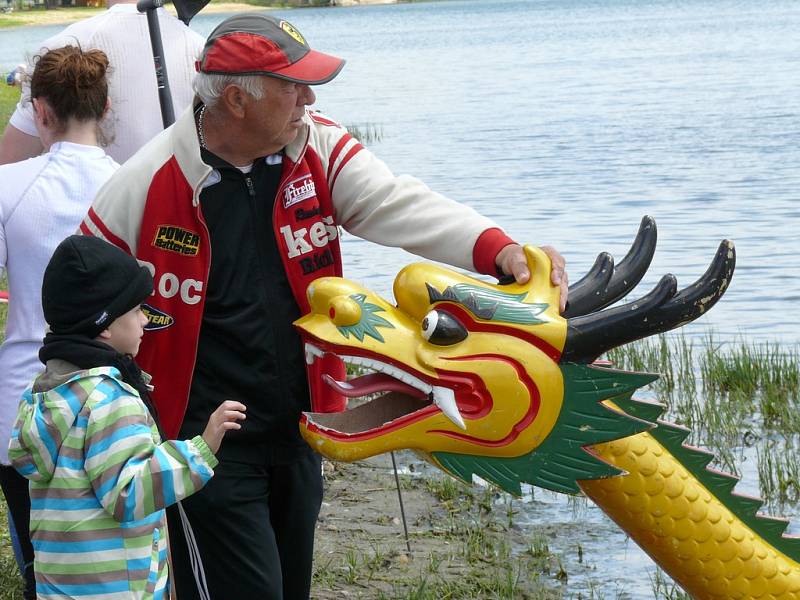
[{"left": 83, "top": 13, "right": 567, "bottom": 600}]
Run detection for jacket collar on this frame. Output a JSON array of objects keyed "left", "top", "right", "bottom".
[{"left": 173, "top": 103, "right": 212, "bottom": 201}]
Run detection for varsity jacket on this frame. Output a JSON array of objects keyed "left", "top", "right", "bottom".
[
  {"left": 9, "top": 360, "right": 217, "bottom": 600},
  {"left": 83, "top": 104, "right": 513, "bottom": 438}
]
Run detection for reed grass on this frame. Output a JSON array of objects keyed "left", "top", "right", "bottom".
[
  {"left": 650, "top": 567, "right": 691, "bottom": 599},
  {"left": 607, "top": 333, "right": 800, "bottom": 504},
  {"left": 757, "top": 440, "right": 800, "bottom": 511}
]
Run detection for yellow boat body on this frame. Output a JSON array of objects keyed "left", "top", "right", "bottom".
[{"left": 584, "top": 420, "right": 800, "bottom": 600}]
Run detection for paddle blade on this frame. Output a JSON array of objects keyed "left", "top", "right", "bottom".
[{"left": 172, "top": 0, "right": 209, "bottom": 25}]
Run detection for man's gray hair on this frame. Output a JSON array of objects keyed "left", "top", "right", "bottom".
[{"left": 193, "top": 72, "right": 265, "bottom": 107}]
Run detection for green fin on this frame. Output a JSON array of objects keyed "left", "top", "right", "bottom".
[{"left": 432, "top": 364, "right": 657, "bottom": 496}]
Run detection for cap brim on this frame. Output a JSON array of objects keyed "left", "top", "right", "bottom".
[{"left": 269, "top": 49, "right": 345, "bottom": 85}]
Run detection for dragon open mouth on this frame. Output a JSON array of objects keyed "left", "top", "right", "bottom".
[{"left": 304, "top": 342, "right": 466, "bottom": 433}]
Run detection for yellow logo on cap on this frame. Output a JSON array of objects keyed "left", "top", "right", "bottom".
[{"left": 280, "top": 21, "right": 306, "bottom": 46}]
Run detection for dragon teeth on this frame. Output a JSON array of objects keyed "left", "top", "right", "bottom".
[
  {"left": 305, "top": 343, "right": 323, "bottom": 365},
  {"left": 303, "top": 342, "right": 465, "bottom": 429},
  {"left": 432, "top": 387, "right": 466, "bottom": 430}
]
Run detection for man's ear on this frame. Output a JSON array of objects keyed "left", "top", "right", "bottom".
[
  {"left": 220, "top": 84, "right": 249, "bottom": 119},
  {"left": 96, "top": 328, "right": 112, "bottom": 341}
]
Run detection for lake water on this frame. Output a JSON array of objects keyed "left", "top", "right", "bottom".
[{"left": 2, "top": 0, "right": 799, "bottom": 597}]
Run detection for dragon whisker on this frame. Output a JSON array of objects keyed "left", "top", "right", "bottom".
[{"left": 563, "top": 239, "right": 735, "bottom": 362}]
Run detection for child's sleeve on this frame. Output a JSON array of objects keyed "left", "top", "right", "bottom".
[
  {"left": 9, "top": 387, "right": 72, "bottom": 483},
  {"left": 83, "top": 379, "right": 218, "bottom": 523}
]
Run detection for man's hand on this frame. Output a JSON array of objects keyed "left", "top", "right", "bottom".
[
  {"left": 495, "top": 244, "right": 569, "bottom": 313},
  {"left": 202, "top": 400, "right": 247, "bottom": 454}
]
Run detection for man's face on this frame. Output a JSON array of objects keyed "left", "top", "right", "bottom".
[{"left": 246, "top": 75, "right": 317, "bottom": 155}]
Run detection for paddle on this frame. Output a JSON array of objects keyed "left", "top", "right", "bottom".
[{"left": 136, "top": 0, "right": 211, "bottom": 128}]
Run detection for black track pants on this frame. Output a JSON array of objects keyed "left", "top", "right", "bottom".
[
  {"left": 167, "top": 450, "right": 323, "bottom": 600},
  {"left": 0, "top": 465, "right": 36, "bottom": 600}
]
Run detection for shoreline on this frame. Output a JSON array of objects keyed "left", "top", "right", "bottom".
[
  {"left": 312, "top": 454, "right": 562, "bottom": 598},
  {"left": 0, "top": 0, "right": 399, "bottom": 29}
]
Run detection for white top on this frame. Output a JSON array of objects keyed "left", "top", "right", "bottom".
[
  {"left": 0, "top": 142, "right": 119, "bottom": 463},
  {"left": 9, "top": 4, "right": 205, "bottom": 164}
]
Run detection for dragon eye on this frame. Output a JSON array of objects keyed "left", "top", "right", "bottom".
[{"left": 421, "top": 310, "right": 467, "bottom": 345}]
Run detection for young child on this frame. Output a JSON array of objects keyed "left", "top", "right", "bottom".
[{"left": 9, "top": 235, "right": 246, "bottom": 600}]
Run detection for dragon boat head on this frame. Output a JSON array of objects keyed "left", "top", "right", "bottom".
[{"left": 296, "top": 217, "right": 735, "bottom": 495}]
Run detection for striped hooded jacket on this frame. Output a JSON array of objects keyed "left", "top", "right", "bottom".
[{"left": 8, "top": 359, "right": 218, "bottom": 600}]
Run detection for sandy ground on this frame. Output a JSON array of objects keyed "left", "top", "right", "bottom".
[{"left": 312, "top": 454, "right": 563, "bottom": 599}]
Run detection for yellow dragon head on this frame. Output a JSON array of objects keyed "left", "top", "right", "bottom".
[{"left": 295, "top": 217, "right": 735, "bottom": 495}]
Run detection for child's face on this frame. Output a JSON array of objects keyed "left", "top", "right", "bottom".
[{"left": 103, "top": 305, "right": 149, "bottom": 356}]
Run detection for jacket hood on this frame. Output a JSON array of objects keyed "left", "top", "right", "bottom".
[
  {"left": 9, "top": 361, "right": 112, "bottom": 483},
  {"left": 33, "top": 359, "right": 84, "bottom": 394}
]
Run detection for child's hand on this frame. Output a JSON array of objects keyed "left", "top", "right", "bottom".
[{"left": 201, "top": 400, "right": 247, "bottom": 454}]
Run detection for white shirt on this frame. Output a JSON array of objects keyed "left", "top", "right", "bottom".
[
  {"left": 0, "top": 142, "right": 119, "bottom": 463},
  {"left": 9, "top": 4, "right": 205, "bottom": 164}
]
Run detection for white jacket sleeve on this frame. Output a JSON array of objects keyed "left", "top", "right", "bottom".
[
  {"left": 8, "top": 77, "right": 37, "bottom": 138},
  {"left": 321, "top": 124, "right": 500, "bottom": 273}
]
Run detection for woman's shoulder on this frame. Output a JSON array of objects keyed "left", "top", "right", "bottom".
[{"left": 0, "top": 154, "right": 52, "bottom": 217}]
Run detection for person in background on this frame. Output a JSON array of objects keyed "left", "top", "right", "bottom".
[
  {"left": 0, "top": 0, "right": 205, "bottom": 165},
  {"left": 0, "top": 45, "right": 118, "bottom": 599},
  {"left": 84, "top": 13, "right": 568, "bottom": 599},
  {"left": 9, "top": 234, "right": 246, "bottom": 600}
]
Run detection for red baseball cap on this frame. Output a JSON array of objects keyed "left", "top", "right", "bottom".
[{"left": 196, "top": 13, "right": 345, "bottom": 85}]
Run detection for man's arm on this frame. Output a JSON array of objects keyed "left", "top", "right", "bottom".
[
  {"left": 0, "top": 124, "right": 43, "bottom": 165},
  {"left": 319, "top": 124, "right": 569, "bottom": 311}
]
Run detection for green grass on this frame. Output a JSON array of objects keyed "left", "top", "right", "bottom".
[
  {"left": 0, "top": 87, "right": 20, "bottom": 129},
  {"left": 0, "top": 273, "right": 21, "bottom": 597},
  {"left": 0, "top": 6, "right": 103, "bottom": 29},
  {"left": 1, "top": 99, "right": 21, "bottom": 597},
  {"left": 0, "top": 493, "right": 24, "bottom": 599},
  {"left": 0, "top": 0, "right": 344, "bottom": 29}
]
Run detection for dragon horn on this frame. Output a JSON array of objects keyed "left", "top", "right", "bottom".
[
  {"left": 562, "top": 240, "right": 735, "bottom": 363},
  {"left": 563, "top": 215, "right": 658, "bottom": 318}
]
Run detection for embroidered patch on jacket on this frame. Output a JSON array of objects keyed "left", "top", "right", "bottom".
[
  {"left": 283, "top": 175, "right": 317, "bottom": 208},
  {"left": 152, "top": 225, "right": 200, "bottom": 256},
  {"left": 142, "top": 304, "right": 175, "bottom": 331}
]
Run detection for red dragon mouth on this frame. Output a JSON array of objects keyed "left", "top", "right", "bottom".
[{"left": 302, "top": 341, "right": 467, "bottom": 435}]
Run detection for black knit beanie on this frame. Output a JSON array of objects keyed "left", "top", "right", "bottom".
[{"left": 42, "top": 235, "right": 153, "bottom": 338}]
